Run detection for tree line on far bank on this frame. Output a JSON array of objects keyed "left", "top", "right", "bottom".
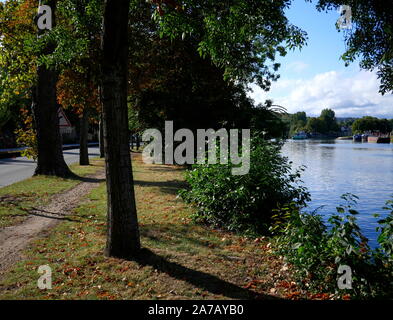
[
  {"left": 351, "top": 116, "right": 393, "bottom": 134},
  {"left": 287, "top": 109, "right": 393, "bottom": 137}
]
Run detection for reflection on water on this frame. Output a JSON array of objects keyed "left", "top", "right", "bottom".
[{"left": 282, "top": 139, "right": 393, "bottom": 247}]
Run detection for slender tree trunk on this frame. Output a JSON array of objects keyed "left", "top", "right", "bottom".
[
  {"left": 101, "top": 0, "right": 140, "bottom": 258},
  {"left": 99, "top": 114, "right": 105, "bottom": 158},
  {"left": 32, "top": 0, "right": 72, "bottom": 177},
  {"left": 79, "top": 108, "right": 89, "bottom": 165},
  {"left": 136, "top": 134, "right": 140, "bottom": 150}
]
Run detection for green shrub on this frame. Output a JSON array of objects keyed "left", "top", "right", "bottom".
[
  {"left": 271, "top": 204, "right": 335, "bottom": 292},
  {"left": 376, "top": 199, "right": 393, "bottom": 261},
  {"left": 273, "top": 194, "right": 393, "bottom": 299},
  {"left": 179, "top": 135, "right": 310, "bottom": 235}
]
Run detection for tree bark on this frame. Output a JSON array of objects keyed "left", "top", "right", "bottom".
[
  {"left": 79, "top": 108, "right": 89, "bottom": 165},
  {"left": 136, "top": 134, "right": 140, "bottom": 150},
  {"left": 101, "top": 0, "right": 140, "bottom": 258},
  {"left": 32, "top": 0, "right": 73, "bottom": 178}
]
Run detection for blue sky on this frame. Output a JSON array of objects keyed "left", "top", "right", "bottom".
[
  {"left": 281, "top": 0, "right": 355, "bottom": 77},
  {"left": 249, "top": 0, "right": 393, "bottom": 118}
]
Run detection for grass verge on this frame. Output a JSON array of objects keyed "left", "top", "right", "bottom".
[
  {"left": 0, "top": 154, "right": 303, "bottom": 300},
  {"left": 0, "top": 159, "right": 103, "bottom": 228}
]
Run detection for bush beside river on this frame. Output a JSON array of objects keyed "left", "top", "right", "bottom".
[{"left": 181, "top": 136, "right": 393, "bottom": 299}]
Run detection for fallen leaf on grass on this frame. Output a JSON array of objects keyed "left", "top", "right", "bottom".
[
  {"left": 276, "top": 280, "right": 297, "bottom": 290},
  {"left": 308, "top": 292, "right": 334, "bottom": 300},
  {"left": 285, "top": 291, "right": 301, "bottom": 299},
  {"left": 244, "top": 279, "right": 266, "bottom": 289}
]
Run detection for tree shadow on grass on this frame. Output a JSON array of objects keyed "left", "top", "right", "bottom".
[
  {"left": 134, "top": 180, "right": 187, "bottom": 195},
  {"left": 33, "top": 170, "right": 105, "bottom": 184},
  {"left": 67, "top": 175, "right": 106, "bottom": 184},
  {"left": 148, "top": 166, "right": 186, "bottom": 173},
  {"left": 140, "top": 223, "right": 222, "bottom": 254},
  {"left": 3, "top": 211, "right": 81, "bottom": 223},
  {"left": 24, "top": 211, "right": 82, "bottom": 222},
  {"left": 133, "top": 248, "right": 278, "bottom": 300},
  {"left": 4, "top": 206, "right": 105, "bottom": 223},
  {"left": 18, "top": 207, "right": 87, "bottom": 222}
]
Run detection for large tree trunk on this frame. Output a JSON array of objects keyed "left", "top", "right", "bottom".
[
  {"left": 32, "top": 0, "right": 72, "bottom": 178},
  {"left": 101, "top": 0, "right": 140, "bottom": 258},
  {"left": 79, "top": 108, "right": 89, "bottom": 165}
]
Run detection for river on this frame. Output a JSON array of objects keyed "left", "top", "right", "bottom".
[{"left": 282, "top": 139, "right": 393, "bottom": 247}]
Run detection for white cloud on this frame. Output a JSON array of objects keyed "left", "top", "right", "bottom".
[{"left": 249, "top": 70, "right": 393, "bottom": 118}]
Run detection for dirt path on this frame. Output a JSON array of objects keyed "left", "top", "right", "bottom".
[{"left": 0, "top": 170, "right": 105, "bottom": 277}]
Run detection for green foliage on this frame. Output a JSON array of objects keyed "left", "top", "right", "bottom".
[
  {"left": 14, "top": 107, "right": 38, "bottom": 160},
  {"left": 305, "top": 117, "right": 323, "bottom": 134},
  {"left": 0, "top": 0, "right": 37, "bottom": 114},
  {"left": 352, "top": 116, "right": 393, "bottom": 134},
  {"left": 34, "top": 0, "right": 103, "bottom": 71},
  {"left": 0, "top": 102, "right": 11, "bottom": 130},
  {"left": 376, "top": 200, "right": 393, "bottom": 263},
  {"left": 155, "top": 0, "right": 307, "bottom": 90},
  {"left": 128, "top": 104, "right": 142, "bottom": 133},
  {"left": 128, "top": 2, "right": 286, "bottom": 137},
  {"left": 272, "top": 204, "right": 334, "bottom": 291},
  {"left": 319, "top": 108, "right": 339, "bottom": 132},
  {"left": 288, "top": 111, "right": 307, "bottom": 136},
  {"left": 0, "top": 67, "right": 12, "bottom": 129},
  {"left": 179, "top": 135, "right": 310, "bottom": 234},
  {"left": 249, "top": 101, "right": 289, "bottom": 139},
  {"left": 337, "top": 117, "right": 356, "bottom": 128},
  {"left": 274, "top": 194, "right": 393, "bottom": 299},
  {"left": 305, "top": 108, "right": 339, "bottom": 134}
]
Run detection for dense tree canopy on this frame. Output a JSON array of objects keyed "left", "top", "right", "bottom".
[
  {"left": 0, "top": 0, "right": 36, "bottom": 116},
  {"left": 127, "top": 0, "right": 295, "bottom": 139},
  {"left": 154, "top": 0, "right": 307, "bottom": 90},
  {"left": 304, "top": 108, "right": 339, "bottom": 134},
  {"left": 288, "top": 111, "right": 307, "bottom": 136},
  {"left": 352, "top": 116, "right": 392, "bottom": 134}
]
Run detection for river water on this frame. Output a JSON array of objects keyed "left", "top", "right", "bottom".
[{"left": 282, "top": 139, "right": 393, "bottom": 247}]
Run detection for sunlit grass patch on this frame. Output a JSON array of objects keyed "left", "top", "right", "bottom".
[{"left": 0, "top": 159, "right": 104, "bottom": 228}]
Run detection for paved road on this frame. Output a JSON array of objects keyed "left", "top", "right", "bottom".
[{"left": 0, "top": 147, "right": 100, "bottom": 188}]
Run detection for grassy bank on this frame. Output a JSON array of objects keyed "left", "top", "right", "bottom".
[
  {"left": 0, "top": 160, "right": 102, "bottom": 228},
  {"left": 0, "top": 154, "right": 304, "bottom": 300}
]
